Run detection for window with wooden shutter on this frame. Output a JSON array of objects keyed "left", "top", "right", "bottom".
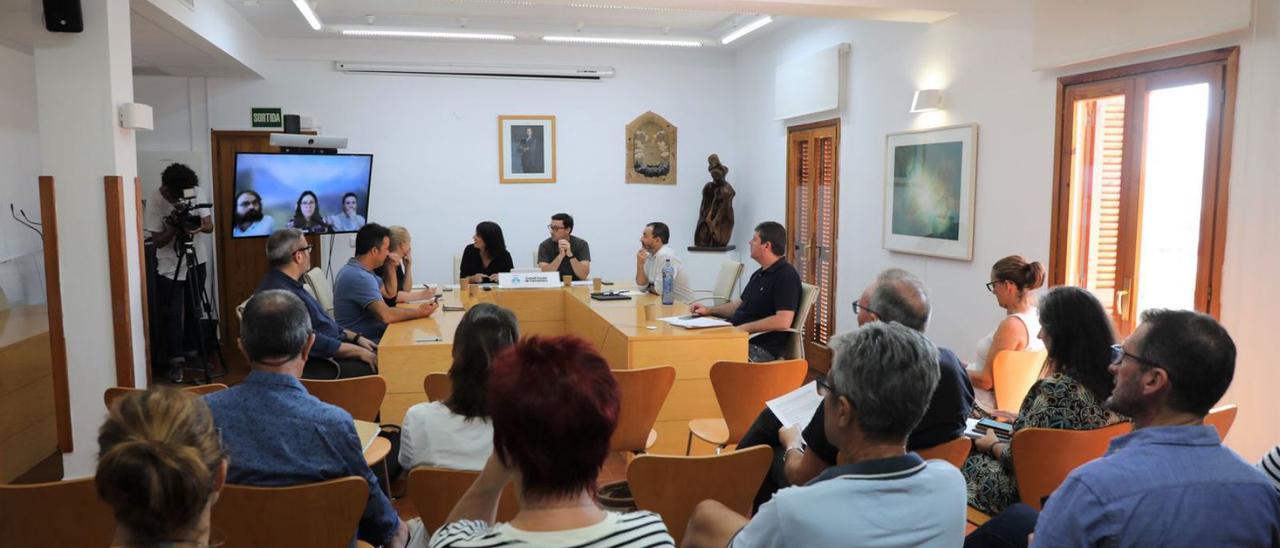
[{"left": 787, "top": 120, "right": 840, "bottom": 356}]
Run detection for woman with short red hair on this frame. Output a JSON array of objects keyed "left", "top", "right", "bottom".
[{"left": 427, "top": 336, "right": 674, "bottom": 547}]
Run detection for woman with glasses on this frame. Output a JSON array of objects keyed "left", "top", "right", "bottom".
[
  {"left": 967, "top": 255, "right": 1047, "bottom": 414},
  {"left": 962, "top": 286, "right": 1126, "bottom": 515}
]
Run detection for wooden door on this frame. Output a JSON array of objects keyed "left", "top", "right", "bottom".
[{"left": 785, "top": 120, "right": 839, "bottom": 363}]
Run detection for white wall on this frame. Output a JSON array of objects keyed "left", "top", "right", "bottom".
[
  {"left": 732, "top": 0, "right": 1280, "bottom": 460},
  {"left": 0, "top": 45, "right": 44, "bottom": 305}
]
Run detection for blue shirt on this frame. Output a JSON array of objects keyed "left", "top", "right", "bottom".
[
  {"left": 256, "top": 268, "right": 344, "bottom": 359},
  {"left": 205, "top": 371, "right": 398, "bottom": 546},
  {"left": 1035, "top": 425, "right": 1280, "bottom": 547},
  {"left": 335, "top": 258, "right": 387, "bottom": 341}
]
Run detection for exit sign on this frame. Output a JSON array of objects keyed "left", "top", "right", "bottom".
[{"left": 251, "top": 108, "right": 283, "bottom": 128}]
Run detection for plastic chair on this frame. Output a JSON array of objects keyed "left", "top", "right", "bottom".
[
  {"left": 408, "top": 466, "right": 519, "bottom": 534},
  {"left": 0, "top": 478, "right": 115, "bottom": 547},
  {"left": 103, "top": 383, "right": 229, "bottom": 408},
  {"left": 691, "top": 260, "right": 744, "bottom": 306},
  {"left": 628, "top": 445, "right": 772, "bottom": 544},
  {"left": 992, "top": 350, "right": 1048, "bottom": 412},
  {"left": 452, "top": 254, "right": 463, "bottom": 285},
  {"left": 686, "top": 359, "right": 808, "bottom": 454},
  {"left": 1204, "top": 404, "right": 1238, "bottom": 441},
  {"left": 211, "top": 477, "right": 367, "bottom": 548},
  {"left": 610, "top": 366, "right": 676, "bottom": 455},
  {"left": 748, "top": 282, "right": 818, "bottom": 360},
  {"left": 1011, "top": 422, "right": 1133, "bottom": 511},
  {"left": 423, "top": 372, "right": 453, "bottom": 402},
  {"left": 303, "top": 267, "right": 335, "bottom": 318},
  {"left": 916, "top": 436, "right": 973, "bottom": 470},
  {"left": 300, "top": 376, "right": 387, "bottom": 421}
]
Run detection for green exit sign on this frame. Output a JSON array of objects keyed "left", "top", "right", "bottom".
[{"left": 251, "top": 108, "right": 283, "bottom": 128}]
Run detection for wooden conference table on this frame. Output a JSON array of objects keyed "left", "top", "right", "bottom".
[{"left": 379, "top": 285, "right": 748, "bottom": 455}]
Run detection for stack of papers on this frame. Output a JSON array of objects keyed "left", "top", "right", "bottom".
[
  {"left": 354, "top": 419, "right": 380, "bottom": 452},
  {"left": 658, "top": 315, "right": 733, "bottom": 329},
  {"left": 766, "top": 382, "right": 822, "bottom": 429}
]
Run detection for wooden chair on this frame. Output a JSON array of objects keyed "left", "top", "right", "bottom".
[
  {"left": 0, "top": 477, "right": 116, "bottom": 547},
  {"left": 1205, "top": 404, "right": 1238, "bottom": 441},
  {"left": 747, "top": 283, "right": 819, "bottom": 360},
  {"left": 1011, "top": 422, "right": 1133, "bottom": 511},
  {"left": 211, "top": 477, "right": 367, "bottom": 548},
  {"left": 687, "top": 359, "right": 807, "bottom": 454},
  {"left": 992, "top": 350, "right": 1048, "bottom": 412},
  {"left": 423, "top": 372, "right": 453, "bottom": 402},
  {"left": 610, "top": 366, "right": 676, "bottom": 454},
  {"left": 628, "top": 445, "right": 773, "bottom": 544},
  {"left": 916, "top": 436, "right": 973, "bottom": 469},
  {"left": 301, "top": 375, "right": 387, "bottom": 422},
  {"left": 690, "top": 260, "right": 744, "bottom": 305},
  {"left": 408, "top": 466, "right": 519, "bottom": 534},
  {"left": 103, "top": 383, "right": 229, "bottom": 408}
]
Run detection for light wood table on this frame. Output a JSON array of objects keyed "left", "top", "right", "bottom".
[
  {"left": 0, "top": 305, "right": 57, "bottom": 482},
  {"left": 379, "top": 286, "right": 747, "bottom": 455}
]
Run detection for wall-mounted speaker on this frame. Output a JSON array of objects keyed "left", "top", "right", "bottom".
[{"left": 43, "top": 0, "right": 83, "bottom": 33}]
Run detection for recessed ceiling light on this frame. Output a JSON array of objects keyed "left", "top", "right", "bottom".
[
  {"left": 341, "top": 29, "right": 517, "bottom": 41},
  {"left": 291, "top": 0, "right": 323, "bottom": 31},
  {"left": 719, "top": 15, "right": 772, "bottom": 45},
  {"left": 542, "top": 35, "right": 702, "bottom": 48}
]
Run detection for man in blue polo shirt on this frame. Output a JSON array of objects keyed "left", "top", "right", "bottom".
[
  {"left": 683, "top": 322, "right": 967, "bottom": 548},
  {"left": 335, "top": 223, "right": 438, "bottom": 342},
  {"left": 689, "top": 221, "right": 801, "bottom": 362}
]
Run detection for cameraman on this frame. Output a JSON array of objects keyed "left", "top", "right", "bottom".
[{"left": 144, "top": 163, "right": 213, "bottom": 383}]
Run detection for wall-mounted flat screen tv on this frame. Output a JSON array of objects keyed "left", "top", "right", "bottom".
[{"left": 230, "top": 152, "right": 373, "bottom": 238}]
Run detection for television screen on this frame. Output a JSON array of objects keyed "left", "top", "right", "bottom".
[{"left": 230, "top": 152, "right": 373, "bottom": 238}]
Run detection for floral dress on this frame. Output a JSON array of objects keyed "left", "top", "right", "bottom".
[{"left": 963, "top": 372, "right": 1123, "bottom": 515}]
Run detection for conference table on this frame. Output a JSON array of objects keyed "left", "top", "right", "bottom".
[{"left": 378, "top": 285, "right": 748, "bottom": 455}]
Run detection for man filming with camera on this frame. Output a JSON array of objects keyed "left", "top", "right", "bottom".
[{"left": 144, "top": 163, "right": 214, "bottom": 383}]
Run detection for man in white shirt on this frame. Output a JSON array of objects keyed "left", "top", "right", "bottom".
[
  {"left": 144, "top": 163, "right": 214, "bottom": 382},
  {"left": 635, "top": 222, "right": 694, "bottom": 302}
]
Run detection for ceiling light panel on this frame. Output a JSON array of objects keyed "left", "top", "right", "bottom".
[{"left": 542, "top": 35, "right": 702, "bottom": 47}]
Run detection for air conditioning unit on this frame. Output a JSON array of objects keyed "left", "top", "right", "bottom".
[{"left": 334, "top": 61, "right": 616, "bottom": 81}]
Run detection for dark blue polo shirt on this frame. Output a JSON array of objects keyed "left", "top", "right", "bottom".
[
  {"left": 731, "top": 258, "right": 802, "bottom": 358},
  {"left": 256, "top": 268, "right": 344, "bottom": 359}
]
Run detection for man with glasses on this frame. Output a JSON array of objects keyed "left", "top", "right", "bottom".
[
  {"left": 683, "top": 322, "right": 966, "bottom": 547},
  {"left": 538, "top": 212, "right": 591, "bottom": 281},
  {"left": 256, "top": 228, "right": 377, "bottom": 379}
]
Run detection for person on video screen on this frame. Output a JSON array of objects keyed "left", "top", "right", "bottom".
[
  {"left": 326, "top": 192, "right": 367, "bottom": 232},
  {"left": 231, "top": 190, "right": 275, "bottom": 238},
  {"left": 287, "top": 190, "right": 332, "bottom": 234}
]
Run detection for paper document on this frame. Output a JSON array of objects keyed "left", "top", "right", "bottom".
[
  {"left": 571, "top": 280, "right": 594, "bottom": 287},
  {"left": 354, "top": 419, "right": 380, "bottom": 452},
  {"left": 767, "top": 382, "right": 822, "bottom": 429},
  {"left": 413, "top": 329, "right": 443, "bottom": 343},
  {"left": 659, "top": 315, "right": 733, "bottom": 329}
]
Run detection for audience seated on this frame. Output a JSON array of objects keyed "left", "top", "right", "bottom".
[
  {"left": 379, "top": 225, "right": 435, "bottom": 306},
  {"left": 207, "top": 290, "right": 408, "bottom": 547},
  {"left": 635, "top": 221, "right": 694, "bottom": 302},
  {"left": 737, "top": 268, "right": 974, "bottom": 508},
  {"left": 968, "top": 255, "right": 1046, "bottom": 413},
  {"left": 400, "top": 303, "right": 518, "bottom": 472},
  {"left": 336, "top": 223, "right": 438, "bottom": 342},
  {"left": 683, "top": 322, "right": 966, "bottom": 548},
  {"left": 257, "top": 228, "right": 377, "bottom": 379},
  {"left": 689, "top": 221, "right": 801, "bottom": 362},
  {"left": 538, "top": 213, "right": 591, "bottom": 281},
  {"left": 96, "top": 387, "right": 226, "bottom": 548},
  {"left": 964, "top": 286, "right": 1125, "bottom": 515},
  {"left": 460, "top": 221, "right": 514, "bottom": 283},
  {"left": 425, "top": 336, "right": 674, "bottom": 547}
]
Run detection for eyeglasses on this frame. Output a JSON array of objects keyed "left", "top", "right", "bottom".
[
  {"left": 547, "top": 224, "right": 567, "bottom": 231},
  {"left": 985, "top": 280, "right": 1006, "bottom": 293},
  {"left": 1109, "top": 344, "right": 1160, "bottom": 368},
  {"left": 294, "top": 245, "right": 314, "bottom": 254},
  {"left": 852, "top": 301, "right": 878, "bottom": 317},
  {"left": 815, "top": 376, "right": 833, "bottom": 397}
]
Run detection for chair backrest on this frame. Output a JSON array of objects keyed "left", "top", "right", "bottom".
[
  {"left": 235, "top": 296, "right": 250, "bottom": 320},
  {"left": 1012, "top": 422, "right": 1133, "bottom": 510},
  {"left": 1205, "top": 404, "right": 1238, "bottom": 441},
  {"left": 992, "top": 350, "right": 1048, "bottom": 412},
  {"left": 916, "top": 436, "right": 973, "bottom": 470},
  {"left": 629, "top": 445, "right": 772, "bottom": 544},
  {"left": 452, "top": 254, "right": 463, "bottom": 284},
  {"left": 610, "top": 366, "right": 676, "bottom": 453},
  {"left": 712, "top": 260, "right": 744, "bottom": 300},
  {"left": 211, "top": 477, "right": 367, "bottom": 548},
  {"left": 423, "top": 372, "right": 453, "bottom": 402},
  {"left": 408, "top": 467, "right": 519, "bottom": 534},
  {"left": 301, "top": 376, "right": 387, "bottom": 422},
  {"left": 103, "top": 383, "right": 229, "bottom": 408},
  {"left": 781, "top": 283, "right": 820, "bottom": 359},
  {"left": 303, "top": 267, "right": 335, "bottom": 318},
  {"left": 0, "top": 478, "right": 116, "bottom": 547},
  {"left": 710, "top": 360, "right": 808, "bottom": 445}
]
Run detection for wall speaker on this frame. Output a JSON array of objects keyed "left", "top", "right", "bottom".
[
  {"left": 283, "top": 114, "right": 301, "bottom": 134},
  {"left": 43, "top": 0, "right": 83, "bottom": 33}
]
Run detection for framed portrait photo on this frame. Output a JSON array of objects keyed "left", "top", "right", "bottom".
[
  {"left": 499, "top": 115, "right": 556, "bottom": 184},
  {"left": 882, "top": 123, "right": 978, "bottom": 261}
]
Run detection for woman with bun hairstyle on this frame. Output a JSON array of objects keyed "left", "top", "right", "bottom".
[
  {"left": 967, "top": 255, "right": 1046, "bottom": 414},
  {"left": 96, "top": 387, "right": 227, "bottom": 548}
]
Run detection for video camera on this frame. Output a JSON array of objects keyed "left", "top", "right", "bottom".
[{"left": 165, "top": 186, "right": 212, "bottom": 236}]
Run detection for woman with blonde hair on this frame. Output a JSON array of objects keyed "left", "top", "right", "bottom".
[
  {"left": 96, "top": 387, "right": 227, "bottom": 547},
  {"left": 968, "top": 255, "right": 1046, "bottom": 414},
  {"left": 379, "top": 225, "right": 434, "bottom": 306}
]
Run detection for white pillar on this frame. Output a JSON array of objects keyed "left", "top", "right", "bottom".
[{"left": 31, "top": 0, "right": 145, "bottom": 477}]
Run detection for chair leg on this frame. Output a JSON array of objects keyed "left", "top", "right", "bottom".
[{"left": 685, "top": 431, "right": 693, "bottom": 456}]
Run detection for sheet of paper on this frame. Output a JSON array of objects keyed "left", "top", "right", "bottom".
[
  {"left": 571, "top": 280, "right": 594, "bottom": 287},
  {"left": 767, "top": 382, "right": 822, "bottom": 429},
  {"left": 658, "top": 315, "right": 733, "bottom": 329},
  {"left": 354, "top": 419, "right": 380, "bottom": 452},
  {"left": 413, "top": 329, "right": 443, "bottom": 343}
]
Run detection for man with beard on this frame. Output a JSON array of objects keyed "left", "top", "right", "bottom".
[{"left": 232, "top": 190, "right": 274, "bottom": 237}]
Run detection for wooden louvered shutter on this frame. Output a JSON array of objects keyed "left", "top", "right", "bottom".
[{"left": 787, "top": 120, "right": 840, "bottom": 361}]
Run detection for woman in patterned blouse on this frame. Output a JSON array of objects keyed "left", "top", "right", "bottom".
[{"left": 963, "top": 286, "right": 1126, "bottom": 515}]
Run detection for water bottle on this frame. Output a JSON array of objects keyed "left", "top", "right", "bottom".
[{"left": 661, "top": 259, "right": 674, "bottom": 305}]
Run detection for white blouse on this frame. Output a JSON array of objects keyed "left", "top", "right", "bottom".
[{"left": 399, "top": 401, "right": 493, "bottom": 472}]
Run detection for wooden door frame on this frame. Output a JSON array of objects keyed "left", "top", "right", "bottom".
[{"left": 785, "top": 118, "right": 840, "bottom": 372}]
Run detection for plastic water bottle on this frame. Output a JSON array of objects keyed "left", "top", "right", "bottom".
[{"left": 661, "top": 259, "right": 674, "bottom": 305}]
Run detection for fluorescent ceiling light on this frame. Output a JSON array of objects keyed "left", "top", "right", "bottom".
[
  {"left": 341, "top": 29, "right": 516, "bottom": 41},
  {"left": 719, "top": 15, "right": 772, "bottom": 45},
  {"left": 291, "top": 0, "right": 323, "bottom": 31},
  {"left": 542, "top": 35, "right": 702, "bottom": 48}
]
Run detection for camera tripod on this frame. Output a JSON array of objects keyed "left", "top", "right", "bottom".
[{"left": 164, "top": 232, "right": 226, "bottom": 384}]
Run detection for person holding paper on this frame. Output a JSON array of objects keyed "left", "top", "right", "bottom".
[
  {"left": 635, "top": 221, "right": 694, "bottom": 302},
  {"left": 683, "top": 322, "right": 966, "bottom": 548},
  {"left": 689, "top": 221, "right": 799, "bottom": 362}
]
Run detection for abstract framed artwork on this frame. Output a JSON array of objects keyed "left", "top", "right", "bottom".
[
  {"left": 625, "top": 111, "right": 677, "bottom": 184},
  {"left": 498, "top": 115, "right": 556, "bottom": 183},
  {"left": 882, "top": 123, "right": 978, "bottom": 260}
]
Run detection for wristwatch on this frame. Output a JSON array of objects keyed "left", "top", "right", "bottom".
[{"left": 785, "top": 446, "right": 805, "bottom": 460}]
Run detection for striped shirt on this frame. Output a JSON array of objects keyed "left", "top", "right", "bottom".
[
  {"left": 429, "top": 511, "right": 674, "bottom": 548},
  {"left": 1261, "top": 445, "right": 1280, "bottom": 491}
]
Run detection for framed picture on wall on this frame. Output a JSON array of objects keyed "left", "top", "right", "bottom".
[
  {"left": 882, "top": 124, "right": 978, "bottom": 261},
  {"left": 498, "top": 115, "right": 556, "bottom": 183}
]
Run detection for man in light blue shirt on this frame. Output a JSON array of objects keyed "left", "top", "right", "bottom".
[
  {"left": 683, "top": 322, "right": 967, "bottom": 548},
  {"left": 334, "top": 223, "right": 437, "bottom": 342},
  {"left": 1032, "top": 309, "right": 1280, "bottom": 547}
]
